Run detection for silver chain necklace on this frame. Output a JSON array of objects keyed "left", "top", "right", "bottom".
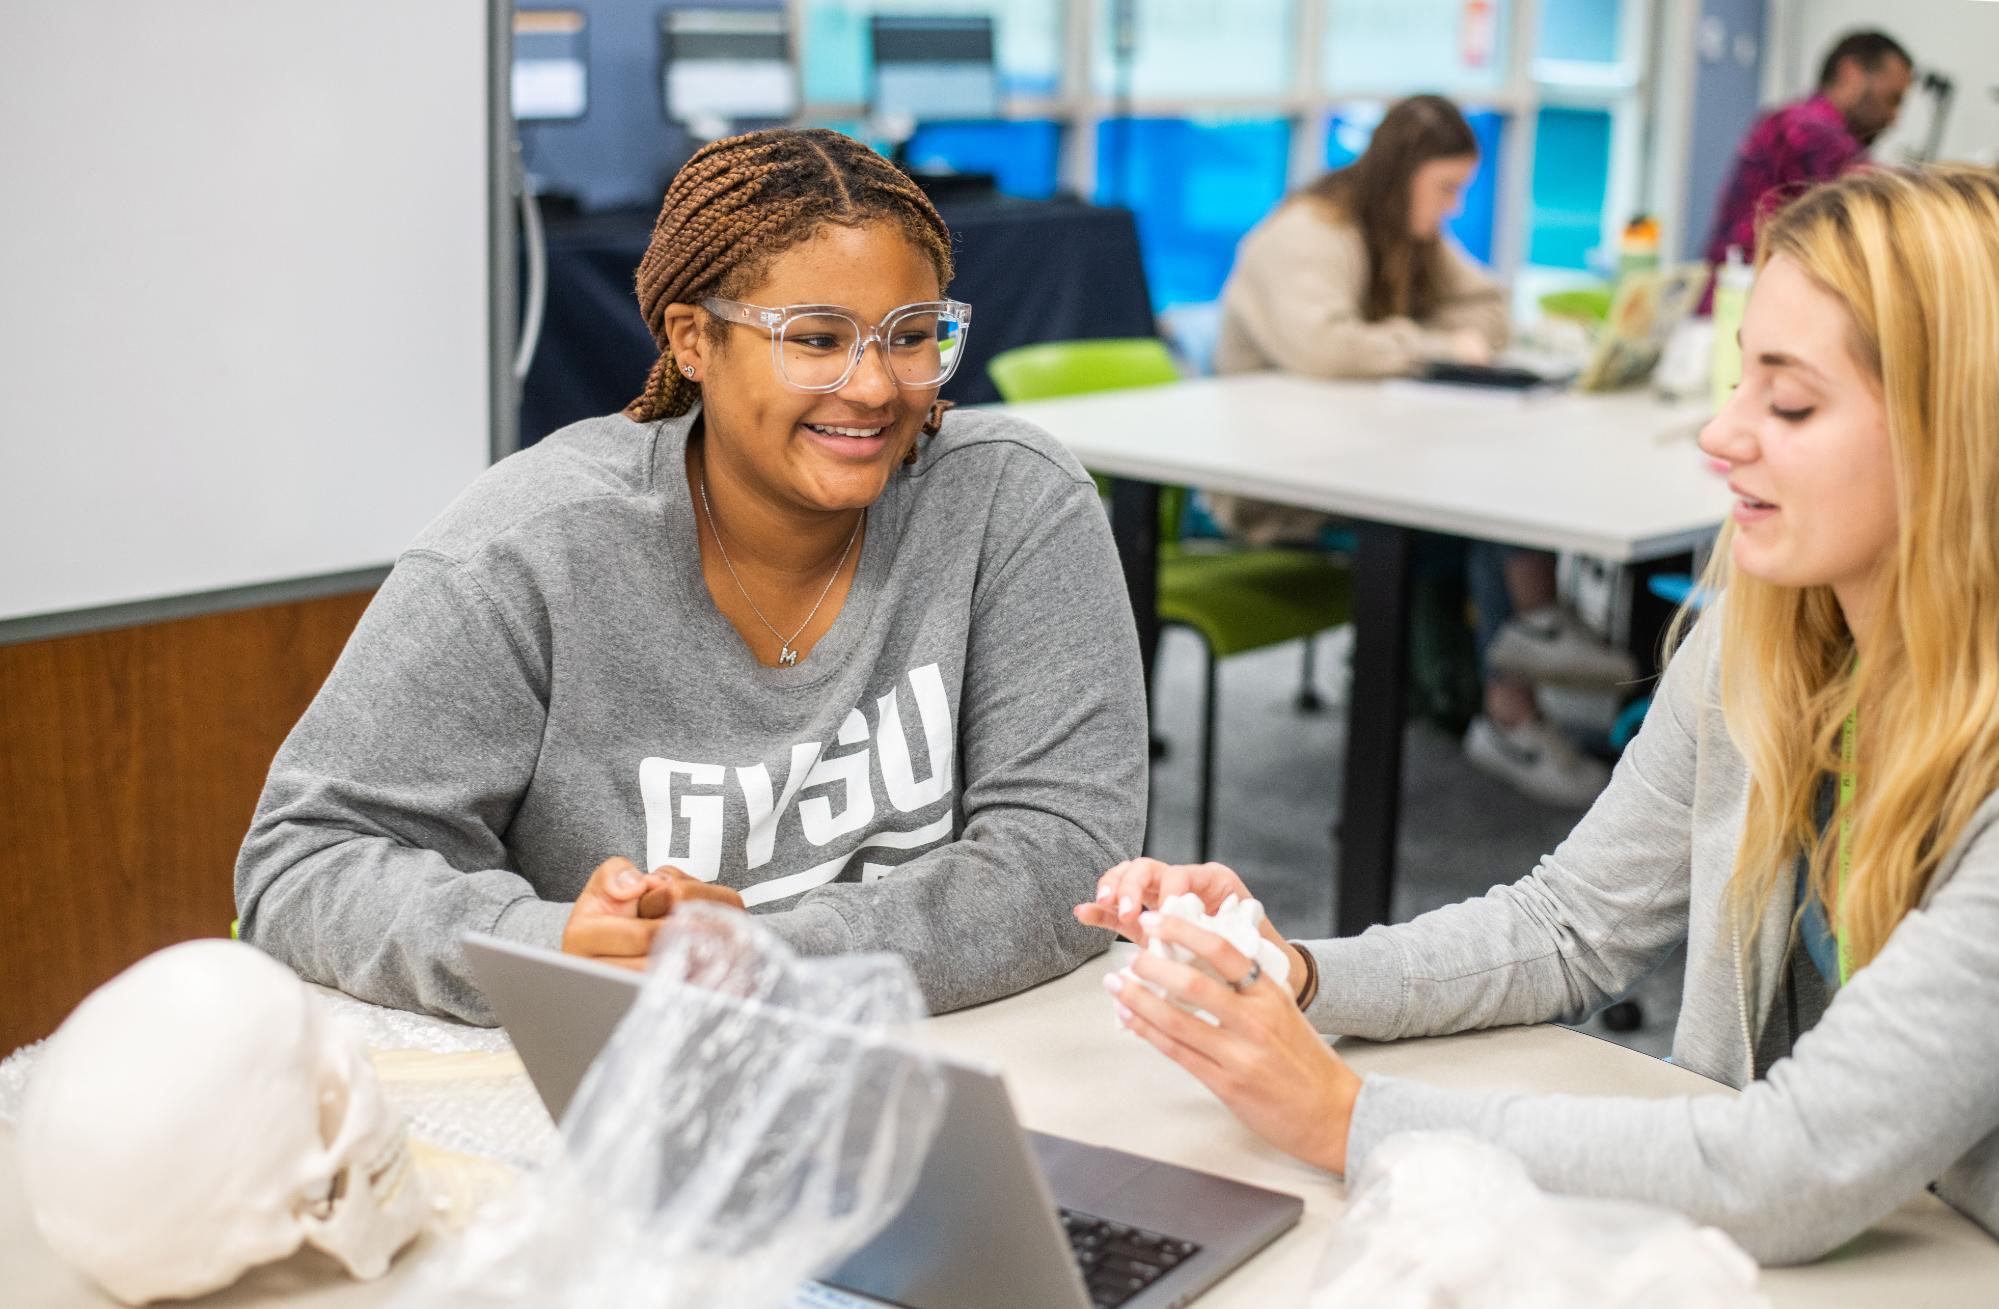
[{"left": 697, "top": 476, "right": 862, "bottom": 667}]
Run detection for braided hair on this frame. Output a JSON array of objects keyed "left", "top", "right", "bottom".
[{"left": 623, "top": 128, "right": 956, "bottom": 423}]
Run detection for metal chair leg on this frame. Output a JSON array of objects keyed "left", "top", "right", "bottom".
[
  {"left": 1147, "top": 621, "right": 1169, "bottom": 760},
  {"left": 1297, "top": 635, "right": 1326, "bottom": 713},
  {"left": 1197, "top": 641, "right": 1218, "bottom": 864}
]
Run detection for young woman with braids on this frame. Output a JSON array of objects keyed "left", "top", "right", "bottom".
[
  {"left": 1077, "top": 168, "right": 1999, "bottom": 1262},
  {"left": 235, "top": 129, "right": 1147, "bottom": 1022}
]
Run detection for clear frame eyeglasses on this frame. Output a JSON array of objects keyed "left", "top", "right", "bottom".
[{"left": 701, "top": 296, "right": 973, "bottom": 393}]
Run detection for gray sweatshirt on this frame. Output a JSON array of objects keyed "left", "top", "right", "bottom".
[
  {"left": 1305, "top": 601, "right": 1999, "bottom": 1263},
  {"left": 236, "top": 408, "right": 1146, "bottom": 1022}
]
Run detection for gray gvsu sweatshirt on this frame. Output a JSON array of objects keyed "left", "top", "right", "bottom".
[
  {"left": 1304, "top": 601, "right": 1999, "bottom": 1263},
  {"left": 236, "top": 408, "right": 1147, "bottom": 1022}
]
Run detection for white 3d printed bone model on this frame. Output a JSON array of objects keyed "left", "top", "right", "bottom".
[
  {"left": 17, "top": 940, "right": 431, "bottom": 1306},
  {"left": 1122, "top": 893, "right": 1292, "bottom": 1025}
]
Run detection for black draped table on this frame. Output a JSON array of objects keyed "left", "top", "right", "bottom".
[{"left": 519, "top": 196, "right": 1156, "bottom": 444}]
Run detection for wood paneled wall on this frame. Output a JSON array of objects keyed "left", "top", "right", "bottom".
[{"left": 0, "top": 591, "right": 373, "bottom": 1053}]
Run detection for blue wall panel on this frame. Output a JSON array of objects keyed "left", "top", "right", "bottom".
[{"left": 1095, "top": 117, "right": 1291, "bottom": 308}]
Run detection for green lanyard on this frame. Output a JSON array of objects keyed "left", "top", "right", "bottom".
[{"left": 1836, "top": 708, "right": 1857, "bottom": 985}]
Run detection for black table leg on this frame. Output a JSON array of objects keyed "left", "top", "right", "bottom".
[
  {"left": 1338, "top": 521, "right": 1414, "bottom": 937},
  {"left": 1107, "top": 478, "right": 1161, "bottom": 694},
  {"left": 1106, "top": 477, "right": 1163, "bottom": 853},
  {"left": 1621, "top": 551, "right": 1696, "bottom": 684}
]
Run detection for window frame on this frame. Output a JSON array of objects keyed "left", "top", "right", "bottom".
[{"left": 785, "top": 0, "right": 1667, "bottom": 290}]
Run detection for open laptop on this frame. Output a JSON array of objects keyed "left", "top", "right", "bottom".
[
  {"left": 1571, "top": 260, "right": 1710, "bottom": 392},
  {"left": 463, "top": 934, "right": 1303, "bottom": 1309},
  {"left": 1414, "top": 260, "right": 1711, "bottom": 396}
]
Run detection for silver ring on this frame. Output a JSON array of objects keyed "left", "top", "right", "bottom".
[{"left": 1230, "top": 960, "right": 1263, "bottom": 993}]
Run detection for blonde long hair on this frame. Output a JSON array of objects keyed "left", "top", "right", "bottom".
[{"left": 1688, "top": 166, "right": 1999, "bottom": 969}]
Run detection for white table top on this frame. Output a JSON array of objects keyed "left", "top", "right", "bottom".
[
  {"left": 7, "top": 946, "right": 1994, "bottom": 1307},
  {"left": 992, "top": 373, "right": 1732, "bottom": 562}
]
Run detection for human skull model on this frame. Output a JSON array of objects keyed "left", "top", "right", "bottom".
[{"left": 18, "top": 939, "right": 430, "bottom": 1305}]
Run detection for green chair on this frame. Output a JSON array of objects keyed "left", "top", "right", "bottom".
[{"left": 989, "top": 339, "right": 1355, "bottom": 861}]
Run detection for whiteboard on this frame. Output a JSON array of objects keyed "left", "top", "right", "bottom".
[{"left": 0, "top": 1, "right": 507, "bottom": 629}]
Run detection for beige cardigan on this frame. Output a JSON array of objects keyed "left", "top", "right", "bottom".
[
  {"left": 1205, "top": 199, "right": 1514, "bottom": 542},
  {"left": 1213, "top": 197, "right": 1509, "bottom": 380}
]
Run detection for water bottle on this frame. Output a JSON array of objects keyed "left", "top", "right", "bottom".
[
  {"left": 1710, "top": 246, "right": 1754, "bottom": 412},
  {"left": 1616, "top": 215, "right": 1661, "bottom": 284}
]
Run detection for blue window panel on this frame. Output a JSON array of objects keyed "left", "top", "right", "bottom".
[
  {"left": 1096, "top": 117, "right": 1292, "bottom": 309},
  {"left": 800, "top": 121, "right": 1057, "bottom": 200},
  {"left": 804, "top": 117, "right": 868, "bottom": 138},
  {"left": 1537, "top": 0, "right": 1622, "bottom": 64},
  {"left": 1528, "top": 106, "right": 1612, "bottom": 269},
  {"left": 1322, "top": 107, "right": 1504, "bottom": 265},
  {"left": 904, "top": 121, "right": 1062, "bottom": 199}
]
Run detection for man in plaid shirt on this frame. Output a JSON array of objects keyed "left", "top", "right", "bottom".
[{"left": 1702, "top": 30, "right": 1913, "bottom": 278}]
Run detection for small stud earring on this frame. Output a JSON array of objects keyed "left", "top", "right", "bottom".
[{"left": 681, "top": 365, "right": 696, "bottom": 379}]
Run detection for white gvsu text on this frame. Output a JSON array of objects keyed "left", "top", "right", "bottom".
[{"left": 639, "top": 663, "right": 956, "bottom": 906}]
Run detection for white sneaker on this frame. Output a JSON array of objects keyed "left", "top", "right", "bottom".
[
  {"left": 1464, "top": 714, "right": 1612, "bottom": 807},
  {"left": 1487, "top": 606, "right": 1639, "bottom": 690},
  {"left": 1535, "top": 683, "right": 1623, "bottom": 735}
]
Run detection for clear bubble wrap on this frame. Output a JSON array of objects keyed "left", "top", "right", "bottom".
[
  {"left": 1310, "top": 1132, "right": 1769, "bottom": 1308},
  {"left": 390, "top": 905, "right": 946, "bottom": 1309},
  {"left": 318, "top": 987, "right": 515, "bottom": 1056},
  {"left": 316, "top": 989, "right": 558, "bottom": 1173}
]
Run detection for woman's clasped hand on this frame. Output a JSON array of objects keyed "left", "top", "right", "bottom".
[
  {"left": 1075, "top": 859, "right": 1359, "bottom": 1174},
  {"left": 561, "top": 857, "right": 746, "bottom": 970}
]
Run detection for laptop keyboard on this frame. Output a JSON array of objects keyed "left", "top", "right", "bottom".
[{"left": 1058, "top": 1208, "right": 1201, "bottom": 1309}]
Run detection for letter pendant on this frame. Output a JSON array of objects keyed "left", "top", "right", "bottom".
[{"left": 778, "top": 645, "right": 798, "bottom": 667}]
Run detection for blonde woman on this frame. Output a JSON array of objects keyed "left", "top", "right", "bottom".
[{"left": 1076, "top": 166, "right": 1999, "bottom": 1262}]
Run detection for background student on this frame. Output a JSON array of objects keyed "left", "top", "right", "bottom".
[
  {"left": 1703, "top": 29, "right": 1914, "bottom": 285},
  {"left": 236, "top": 128, "right": 1148, "bottom": 1023},
  {"left": 1082, "top": 166, "right": 1999, "bottom": 1263},
  {"left": 1208, "top": 94, "right": 1629, "bottom": 806}
]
